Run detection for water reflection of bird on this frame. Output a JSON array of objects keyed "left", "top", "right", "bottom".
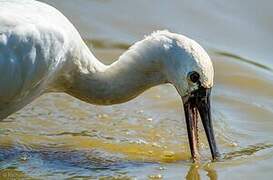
[
  {"left": 0, "top": 0, "right": 219, "bottom": 161},
  {"left": 186, "top": 163, "right": 217, "bottom": 180}
]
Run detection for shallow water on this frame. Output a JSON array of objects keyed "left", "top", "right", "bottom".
[{"left": 1, "top": 0, "right": 273, "bottom": 179}]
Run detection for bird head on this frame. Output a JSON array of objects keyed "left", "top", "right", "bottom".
[{"left": 157, "top": 31, "right": 219, "bottom": 161}]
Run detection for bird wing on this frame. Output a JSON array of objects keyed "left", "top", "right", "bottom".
[{"left": 0, "top": 0, "right": 69, "bottom": 105}]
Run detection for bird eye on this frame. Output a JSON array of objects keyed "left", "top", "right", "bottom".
[{"left": 188, "top": 71, "right": 200, "bottom": 83}]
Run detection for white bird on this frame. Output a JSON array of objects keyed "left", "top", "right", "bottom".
[{"left": 0, "top": 0, "right": 219, "bottom": 161}]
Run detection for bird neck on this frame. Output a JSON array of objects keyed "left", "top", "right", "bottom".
[{"left": 63, "top": 40, "right": 168, "bottom": 105}]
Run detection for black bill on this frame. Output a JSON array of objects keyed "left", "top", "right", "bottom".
[{"left": 182, "top": 87, "right": 220, "bottom": 161}]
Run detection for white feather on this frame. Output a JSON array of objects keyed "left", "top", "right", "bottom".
[{"left": 0, "top": 0, "right": 214, "bottom": 119}]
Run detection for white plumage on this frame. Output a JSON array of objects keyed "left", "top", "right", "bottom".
[{"left": 0, "top": 0, "right": 213, "bottom": 120}]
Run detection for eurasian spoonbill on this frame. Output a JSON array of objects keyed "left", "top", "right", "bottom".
[{"left": 0, "top": 0, "right": 219, "bottom": 161}]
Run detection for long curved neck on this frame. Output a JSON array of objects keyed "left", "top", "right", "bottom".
[{"left": 63, "top": 41, "right": 168, "bottom": 105}]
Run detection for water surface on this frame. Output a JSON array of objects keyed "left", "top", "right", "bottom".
[{"left": 1, "top": 0, "right": 273, "bottom": 179}]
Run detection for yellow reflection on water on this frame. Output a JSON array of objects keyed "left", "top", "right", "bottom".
[
  {"left": 0, "top": 168, "right": 29, "bottom": 180},
  {"left": 186, "top": 163, "right": 217, "bottom": 180}
]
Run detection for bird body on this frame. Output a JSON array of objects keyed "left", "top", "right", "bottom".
[
  {"left": 0, "top": 0, "right": 218, "bottom": 160},
  {"left": 0, "top": 0, "right": 102, "bottom": 118}
]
